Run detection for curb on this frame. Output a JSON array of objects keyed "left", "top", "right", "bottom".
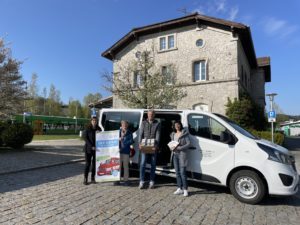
[
  {"left": 29, "top": 139, "right": 83, "bottom": 143},
  {"left": 0, "top": 158, "right": 85, "bottom": 176}
]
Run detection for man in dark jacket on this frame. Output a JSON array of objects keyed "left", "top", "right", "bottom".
[
  {"left": 83, "top": 117, "right": 101, "bottom": 185},
  {"left": 138, "top": 110, "right": 161, "bottom": 189}
]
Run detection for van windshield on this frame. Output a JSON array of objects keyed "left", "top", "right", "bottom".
[{"left": 214, "top": 114, "right": 258, "bottom": 140}]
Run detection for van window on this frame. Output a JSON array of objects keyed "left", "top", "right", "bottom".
[
  {"left": 188, "top": 114, "right": 228, "bottom": 143},
  {"left": 101, "top": 111, "right": 141, "bottom": 133}
]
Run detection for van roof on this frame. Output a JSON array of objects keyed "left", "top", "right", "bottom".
[{"left": 100, "top": 108, "right": 185, "bottom": 113}]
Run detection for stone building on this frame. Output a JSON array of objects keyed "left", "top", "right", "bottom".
[{"left": 101, "top": 13, "right": 271, "bottom": 114}]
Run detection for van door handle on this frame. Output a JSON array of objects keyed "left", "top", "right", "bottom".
[{"left": 189, "top": 146, "right": 196, "bottom": 150}]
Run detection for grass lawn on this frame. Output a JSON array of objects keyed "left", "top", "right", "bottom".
[{"left": 32, "top": 135, "right": 81, "bottom": 141}]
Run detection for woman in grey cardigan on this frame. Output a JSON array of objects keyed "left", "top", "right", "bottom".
[{"left": 170, "top": 120, "right": 191, "bottom": 197}]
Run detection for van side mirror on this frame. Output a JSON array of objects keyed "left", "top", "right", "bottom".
[{"left": 220, "top": 131, "right": 236, "bottom": 145}]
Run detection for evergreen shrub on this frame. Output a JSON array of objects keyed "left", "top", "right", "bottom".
[
  {"left": 250, "top": 130, "right": 284, "bottom": 146},
  {"left": 2, "top": 123, "right": 33, "bottom": 149},
  {"left": 0, "top": 121, "right": 9, "bottom": 146}
]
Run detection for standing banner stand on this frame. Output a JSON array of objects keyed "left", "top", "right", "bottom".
[{"left": 95, "top": 130, "right": 120, "bottom": 182}]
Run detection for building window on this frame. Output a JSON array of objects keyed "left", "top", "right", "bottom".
[
  {"left": 168, "top": 35, "right": 174, "bottom": 49},
  {"left": 159, "top": 37, "right": 166, "bottom": 51},
  {"left": 159, "top": 34, "right": 176, "bottom": 51},
  {"left": 134, "top": 71, "right": 143, "bottom": 87},
  {"left": 162, "top": 65, "right": 173, "bottom": 85},
  {"left": 193, "top": 60, "right": 206, "bottom": 82}
]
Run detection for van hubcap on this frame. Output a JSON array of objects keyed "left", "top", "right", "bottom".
[{"left": 235, "top": 177, "right": 258, "bottom": 199}]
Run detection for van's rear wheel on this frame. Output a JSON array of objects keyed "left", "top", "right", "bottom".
[{"left": 229, "top": 170, "right": 266, "bottom": 204}]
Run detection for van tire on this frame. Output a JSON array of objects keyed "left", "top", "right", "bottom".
[{"left": 229, "top": 170, "right": 266, "bottom": 204}]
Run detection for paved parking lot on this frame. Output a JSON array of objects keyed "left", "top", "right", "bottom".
[
  {"left": 0, "top": 139, "right": 84, "bottom": 175},
  {"left": 0, "top": 162, "right": 300, "bottom": 225},
  {"left": 0, "top": 139, "right": 300, "bottom": 225}
]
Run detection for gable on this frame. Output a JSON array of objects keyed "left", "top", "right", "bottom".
[{"left": 102, "top": 13, "right": 258, "bottom": 68}]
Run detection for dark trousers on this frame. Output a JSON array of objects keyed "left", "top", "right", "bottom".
[{"left": 84, "top": 151, "right": 96, "bottom": 179}]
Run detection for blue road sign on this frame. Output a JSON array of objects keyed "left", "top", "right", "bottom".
[
  {"left": 268, "top": 111, "right": 276, "bottom": 122},
  {"left": 91, "top": 108, "right": 97, "bottom": 117}
]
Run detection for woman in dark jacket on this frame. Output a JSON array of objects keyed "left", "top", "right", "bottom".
[
  {"left": 83, "top": 117, "right": 101, "bottom": 185},
  {"left": 170, "top": 120, "right": 190, "bottom": 196}
]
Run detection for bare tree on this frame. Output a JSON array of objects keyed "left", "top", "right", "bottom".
[
  {"left": 28, "top": 73, "right": 39, "bottom": 98},
  {"left": 0, "top": 38, "right": 27, "bottom": 119},
  {"left": 47, "top": 84, "right": 62, "bottom": 116},
  {"left": 102, "top": 50, "right": 186, "bottom": 109}
]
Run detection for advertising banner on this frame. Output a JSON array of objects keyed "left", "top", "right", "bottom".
[{"left": 95, "top": 130, "right": 120, "bottom": 182}]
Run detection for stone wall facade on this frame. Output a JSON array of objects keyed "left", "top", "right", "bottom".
[
  {"left": 112, "top": 24, "right": 262, "bottom": 114},
  {"left": 237, "top": 39, "right": 266, "bottom": 108}
]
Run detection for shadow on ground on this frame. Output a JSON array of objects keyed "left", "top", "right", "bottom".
[
  {"left": 130, "top": 171, "right": 300, "bottom": 206},
  {"left": 0, "top": 162, "right": 84, "bottom": 194},
  {"left": 0, "top": 145, "right": 84, "bottom": 175},
  {"left": 1, "top": 163, "right": 299, "bottom": 207}
]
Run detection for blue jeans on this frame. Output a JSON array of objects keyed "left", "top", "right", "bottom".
[
  {"left": 173, "top": 153, "right": 188, "bottom": 190},
  {"left": 140, "top": 152, "right": 157, "bottom": 182}
]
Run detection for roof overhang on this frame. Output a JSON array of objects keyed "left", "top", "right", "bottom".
[
  {"left": 101, "top": 13, "right": 258, "bottom": 68},
  {"left": 89, "top": 96, "right": 113, "bottom": 109}
]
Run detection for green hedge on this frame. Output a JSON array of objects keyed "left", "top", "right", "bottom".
[
  {"left": 44, "top": 129, "right": 79, "bottom": 135},
  {"left": 0, "top": 121, "right": 9, "bottom": 146},
  {"left": 250, "top": 130, "right": 284, "bottom": 146},
  {"left": 1, "top": 123, "right": 34, "bottom": 149}
]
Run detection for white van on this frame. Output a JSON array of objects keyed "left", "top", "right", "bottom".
[{"left": 99, "top": 108, "right": 299, "bottom": 204}]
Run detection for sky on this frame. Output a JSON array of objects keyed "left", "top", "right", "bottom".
[{"left": 0, "top": 0, "right": 299, "bottom": 115}]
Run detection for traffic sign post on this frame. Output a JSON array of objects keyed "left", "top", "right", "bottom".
[
  {"left": 266, "top": 93, "right": 277, "bottom": 143},
  {"left": 268, "top": 110, "right": 276, "bottom": 143},
  {"left": 268, "top": 111, "right": 276, "bottom": 122}
]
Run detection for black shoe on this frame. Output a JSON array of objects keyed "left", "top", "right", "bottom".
[
  {"left": 91, "top": 178, "right": 96, "bottom": 184},
  {"left": 83, "top": 177, "right": 88, "bottom": 185}
]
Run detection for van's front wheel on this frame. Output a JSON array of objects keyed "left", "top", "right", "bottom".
[{"left": 229, "top": 170, "right": 266, "bottom": 204}]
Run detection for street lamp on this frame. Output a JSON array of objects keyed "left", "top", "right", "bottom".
[
  {"left": 23, "top": 81, "right": 28, "bottom": 123},
  {"left": 73, "top": 116, "right": 77, "bottom": 134},
  {"left": 266, "top": 93, "right": 278, "bottom": 143}
]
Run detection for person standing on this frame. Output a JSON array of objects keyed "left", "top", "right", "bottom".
[
  {"left": 118, "top": 120, "right": 134, "bottom": 186},
  {"left": 138, "top": 110, "right": 161, "bottom": 189},
  {"left": 170, "top": 120, "right": 190, "bottom": 196},
  {"left": 83, "top": 117, "right": 101, "bottom": 185}
]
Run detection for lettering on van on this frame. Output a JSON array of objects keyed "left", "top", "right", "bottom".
[{"left": 199, "top": 149, "right": 214, "bottom": 157}]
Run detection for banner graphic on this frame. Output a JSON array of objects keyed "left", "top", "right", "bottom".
[{"left": 95, "top": 130, "right": 120, "bottom": 182}]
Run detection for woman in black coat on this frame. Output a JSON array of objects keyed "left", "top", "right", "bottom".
[{"left": 83, "top": 117, "right": 101, "bottom": 185}]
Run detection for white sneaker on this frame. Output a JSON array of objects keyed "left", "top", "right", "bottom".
[
  {"left": 173, "top": 188, "right": 183, "bottom": 195},
  {"left": 138, "top": 182, "right": 144, "bottom": 189},
  {"left": 148, "top": 181, "right": 155, "bottom": 189},
  {"left": 183, "top": 190, "right": 188, "bottom": 197}
]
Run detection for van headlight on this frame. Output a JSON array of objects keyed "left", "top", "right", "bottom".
[{"left": 257, "top": 143, "right": 293, "bottom": 165}]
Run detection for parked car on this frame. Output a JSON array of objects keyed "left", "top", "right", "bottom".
[{"left": 97, "top": 157, "right": 120, "bottom": 176}]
